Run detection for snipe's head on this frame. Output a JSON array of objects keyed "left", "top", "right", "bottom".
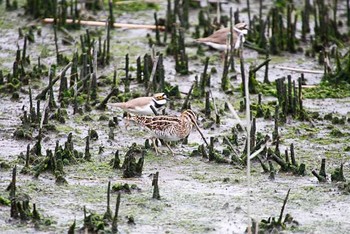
[
  {"left": 152, "top": 93, "right": 170, "bottom": 106},
  {"left": 234, "top": 22, "right": 249, "bottom": 35},
  {"left": 181, "top": 109, "right": 198, "bottom": 126},
  {"left": 181, "top": 109, "right": 209, "bottom": 146}
]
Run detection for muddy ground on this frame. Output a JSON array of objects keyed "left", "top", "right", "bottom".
[{"left": 1, "top": 1, "right": 350, "bottom": 233}]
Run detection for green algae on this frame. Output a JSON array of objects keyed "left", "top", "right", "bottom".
[
  {"left": 114, "top": 1, "right": 159, "bottom": 12},
  {"left": 303, "top": 83, "right": 350, "bottom": 99},
  {"left": 0, "top": 196, "right": 11, "bottom": 206},
  {"left": 76, "top": 161, "right": 116, "bottom": 178},
  {"left": 55, "top": 125, "right": 76, "bottom": 134}
]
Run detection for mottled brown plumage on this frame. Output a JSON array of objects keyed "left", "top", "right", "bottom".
[{"left": 129, "top": 109, "right": 207, "bottom": 155}]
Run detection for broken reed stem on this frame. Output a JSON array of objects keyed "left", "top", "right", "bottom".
[
  {"left": 105, "top": 181, "right": 112, "bottom": 220},
  {"left": 152, "top": 171, "right": 160, "bottom": 199},
  {"left": 209, "top": 90, "right": 220, "bottom": 125},
  {"left": 42, "top": 18, "right": 165, "bottom": 30},
  {"left": 285, "top": 148, "right": 290, "bottom": 164},
  {"left": 229, "top": 8, "right": 235, "bottom": 71},
  {"left": 54, "top": 26, "right": 59, "bottom": 65},
  {"left": 209, "top": 137, "right": 215, "bottom": 161},
  {"left": 312, "top": 158, "right": 327, "bottom": 182},
  {"left": 22, "top": 36, "right": 27, "bottom": 64},
  {"left": 251, "top": 58, "right": 272, "bottom": 73},
  {"left": 84, "top": 135, "right": 91, "bottom": 161},
  {"left": 35, "top": 62, "right": 72, "bottom": 100},
  {"left": 10, "top": 165, "right": 17, "bottom": 199},
  {"left": 154, "top": 12, "right": 161, "bottom": 45},
  {"left": 268, "top": 160, "right": 275, "bottom": 180},
  {"left": 240, "top": 33, "right": 252, "bottom": 232},
  {"left": 319, "top": 158, "right": 326, "bottom": 178},
  {"left": 250, "top": 118, "right": 256, "bottom": 151},
  {"left": 216, "top": 0, "right": 220, "bottom": 25},
  {"left": 91, "top": 42, "right": 98, "bottom": 100},
  {"left": 106, "top": 19, "right": 111, "bottom": 64},
  {"left": 222, "top": 41, "right": 230, "bottom": 91},
  {"left": 278, "top": 188, "right": 291, "bottom": 224},
  {"left": 73, "top": 76, "right": 78, "bottom": 114},
  {"left": 124, "top": 53, "right": 130, "bottom": 93},
  {"left": 312, "top": 170, "right": 326, "bottom": 182},
  {"left": 25, "top": 144, "right": 30, "bottom": 168},
  {"left": 205, "top": 91, "right": 210, "bottom": 118},
  {"left": 347, "top": 0, "right": 350, "bottom": 27},
  {"left": 136, "top": 56, "right": 142, "bottom": 83},
  {"left": 181, "top": 83, "right": 194, "bottom": 110},
  {"left": 199, "top": 61, "right": 209, "bottom": 97},
  {"left": 10, "top": 165, "right": 17, "bottom": 218},
  {"left": 146, "top": 55, "right": 159, "bottom": 96},
  {"left": 290, "top": 143, "right": 297, "bottom": 166},
  {"left": 273, "top": 105, "right": 279, "bottom": 141},
  {"left": 246, "top": 0, "right": 251, "bottom": 29},
  {"left": 257, "top": 156, "right": 269, "bottom": 173},
  {"left": 97, "top": 87, "right": 119, "bottom": 110},
  {"left": 112, "top": 192, "right": 121, "bottom": 232},
  {"left": 112, "top": 150, "right": 121, "bottom": 169}
]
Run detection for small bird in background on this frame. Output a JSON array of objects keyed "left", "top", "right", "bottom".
[
  {"left": 128, "top": 109, "right": 208, "bottom": 156},
  {"left": 108, "top": 93, "right": 169, "bottom": 116},
  {"left": 196, "top": 22, "right": 249, "bottom": 51}
]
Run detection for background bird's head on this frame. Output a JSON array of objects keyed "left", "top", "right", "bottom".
[
  {"left": 234, "top": 22, "right": 249, "bottom": 35},
  {"left": 152, "top": 93, "right": 170, "bottom": 106}
]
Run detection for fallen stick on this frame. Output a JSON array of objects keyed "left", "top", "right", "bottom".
[
  {"left": 42, "top": 18, "right": 165, "bottom": 31},
  {"left": 97, "top": 88, "right": 119, "bottom": 110},
  {"left": 223, "top": 136, "right": 241, "bottom": 159},
  {"left": 249, "top": 142, "right": 267, "bottom": 160},
  {"left": 301, "top": 85, "right": 317, "bottom": 88},
  {"left": 35, "top": 62, "right": 72, "bottom": 100},
  {"left": 275, "top": 65, "right": 324, "bottom": 74},
  {"left": 226, "top": 102, "right": 245, "bottom": 130}
]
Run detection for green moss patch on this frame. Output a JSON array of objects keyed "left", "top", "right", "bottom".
[{"left": 303, "top": 83, "right": 350, "bottom": 99}]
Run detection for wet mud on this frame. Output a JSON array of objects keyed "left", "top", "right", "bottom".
[{"left": 1, "top": 1, "right": 350, "bottom": 233}]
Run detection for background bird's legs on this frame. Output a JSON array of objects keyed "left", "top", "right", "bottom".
[
  {"left": 152, "top": 138, "right": 160, "bottom": 155},
  {"left": 124, "top": 112, "right": 131, "bottom": 130}
]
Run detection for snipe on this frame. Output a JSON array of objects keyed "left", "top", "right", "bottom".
[{"left": 128, "top": 109, "right": 208, "bottom": 155}]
